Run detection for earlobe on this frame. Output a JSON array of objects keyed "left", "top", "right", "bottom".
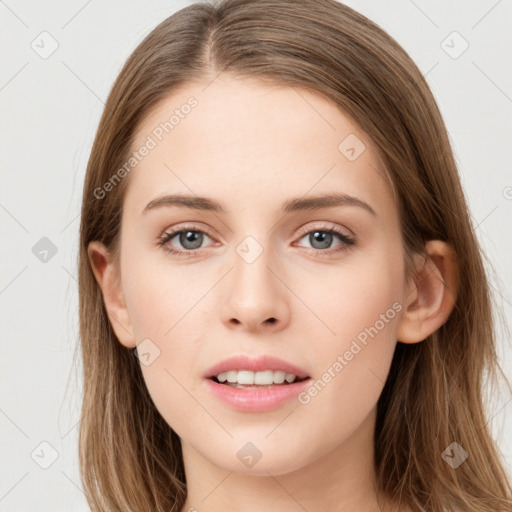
[
  {"left": 87, "top": 241, "right": 136, "bottom": 348},
  {"left": 396, "top": 240, "right": 459, "bottom": 344}
]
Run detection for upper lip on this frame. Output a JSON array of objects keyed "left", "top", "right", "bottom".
[{"left": 204, "top": 355, "right": 310, "bottom": 380}]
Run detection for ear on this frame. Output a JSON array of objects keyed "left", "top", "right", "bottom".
[
  {"left": 396, "top": 240, "right": 459, "bottom": 344},
  {"left": 87, "top": 241, "right": 136, "bottom": 348}
]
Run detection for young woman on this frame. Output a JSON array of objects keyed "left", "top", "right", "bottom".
[{"left": 78, "top": 0, "right": 512, "bottom": 510}]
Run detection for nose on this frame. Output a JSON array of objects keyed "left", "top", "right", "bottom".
[{"left": 221, "top": 241, "right": 290, "bottom": 332}]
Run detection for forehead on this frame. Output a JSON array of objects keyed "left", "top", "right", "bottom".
[{"left": 125, "top": 73, "right": 393, "bottom": 221}]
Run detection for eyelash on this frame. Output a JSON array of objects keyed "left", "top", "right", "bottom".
[{"left": 157, "top": 223, "right": 356, "bottom": 258}]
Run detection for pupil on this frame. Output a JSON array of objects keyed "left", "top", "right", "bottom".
[
  {"left": 311, "top": 231, "right": 331, "bottom": 249},
  {"left": 181, "top": 231, "right": 202, "bottom": 250}
]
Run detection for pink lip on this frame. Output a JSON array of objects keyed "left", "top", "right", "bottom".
[
  {"left": 203, "top": 354, "right": 311, "bottom": 413},
  {"left": 203, "top": 354, "right": 310, "bottom": 380},
  {"left": 204, "top": 378, "right": 311, "bottom": 413}
]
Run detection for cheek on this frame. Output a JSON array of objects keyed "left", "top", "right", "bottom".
[
  {"left": 121, "top": 239, "right": 208, "bottom": 338},
  {"left": 296, "top": 239, "right": 404, "bottom": 346},
  {"left": 120, "top": 251, "right": 213, "bottom": 414},
  {"left": 294, "top": 242, "right": 404, "bottom": 419}
]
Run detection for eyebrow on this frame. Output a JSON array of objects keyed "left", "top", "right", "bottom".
[{"left": 142, "top": 192, "right": 377, "bottom": 217}]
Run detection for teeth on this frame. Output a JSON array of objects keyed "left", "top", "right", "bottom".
[{"left": 216, "top": 370, "right": 299, "bottom": 385}]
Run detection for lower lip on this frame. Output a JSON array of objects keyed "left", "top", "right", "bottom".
[{"left": 204, "top": 378, "right": 311, "bottom": 413}]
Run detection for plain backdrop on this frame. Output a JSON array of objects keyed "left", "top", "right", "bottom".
[{"left": 1, "top": 0, "right": 511, "bottom": 510}]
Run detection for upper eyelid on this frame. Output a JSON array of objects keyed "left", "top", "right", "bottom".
[
  {"left": 162, "top": 221, "right": 350, "bottom": 237},
  {"left": 295, "top": 221, "right": 352, "bottom": 237},
  {"left": 163, "top": 223, "right": 216, "bottom": 239},
  {"left": 161, "top": 222, "right": 353, "bottom": 246}
]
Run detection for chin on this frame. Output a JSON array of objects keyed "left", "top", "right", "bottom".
[{"left": 205, "top": 441, "right": 313, "bottom": 477}]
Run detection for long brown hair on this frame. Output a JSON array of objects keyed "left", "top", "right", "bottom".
[{"left": 77, "top": 0, "right": 512, "bottom": 510}]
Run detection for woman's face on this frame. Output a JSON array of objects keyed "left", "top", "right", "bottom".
[{"left": 115, "top": 73, "right": 410, "bottom": 475}]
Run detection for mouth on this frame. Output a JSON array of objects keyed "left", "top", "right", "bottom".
[
  {"left": 208, "top": 371, "right": 311, "bottom": 389},
  {"left": 204, "top": 355, "right": 311, "bottom": 384},
  {"left": 204, "top": 371, "right": 312, "bottom": 412}
]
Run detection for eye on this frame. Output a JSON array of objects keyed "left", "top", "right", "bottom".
[
  {"left": 157, "top": 225, "right": 215, "bottom": 256},
  {"left": 294, "top": 223, "right": 356, "bottom": 256},
  {"left": 157, "top": 222, "right": 356, "bottom": 257}
]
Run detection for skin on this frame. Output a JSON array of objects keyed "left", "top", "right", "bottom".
[{"left": 88, "top": 73, "right": 458, "bottom": 512}]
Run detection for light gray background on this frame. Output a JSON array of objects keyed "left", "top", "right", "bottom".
[{"left": 1, "top": 0, "right": 511, "bottom": 510}]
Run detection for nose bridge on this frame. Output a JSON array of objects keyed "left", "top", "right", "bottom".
[
  {"left": 230, "top": 209, "right": 278, "bottom": 275},
  {"left": 232, "top": 232, "right": 278, "bottom": 296},
  {"left": 221, "top": 228, "right": 289, "bottom": 329}
]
